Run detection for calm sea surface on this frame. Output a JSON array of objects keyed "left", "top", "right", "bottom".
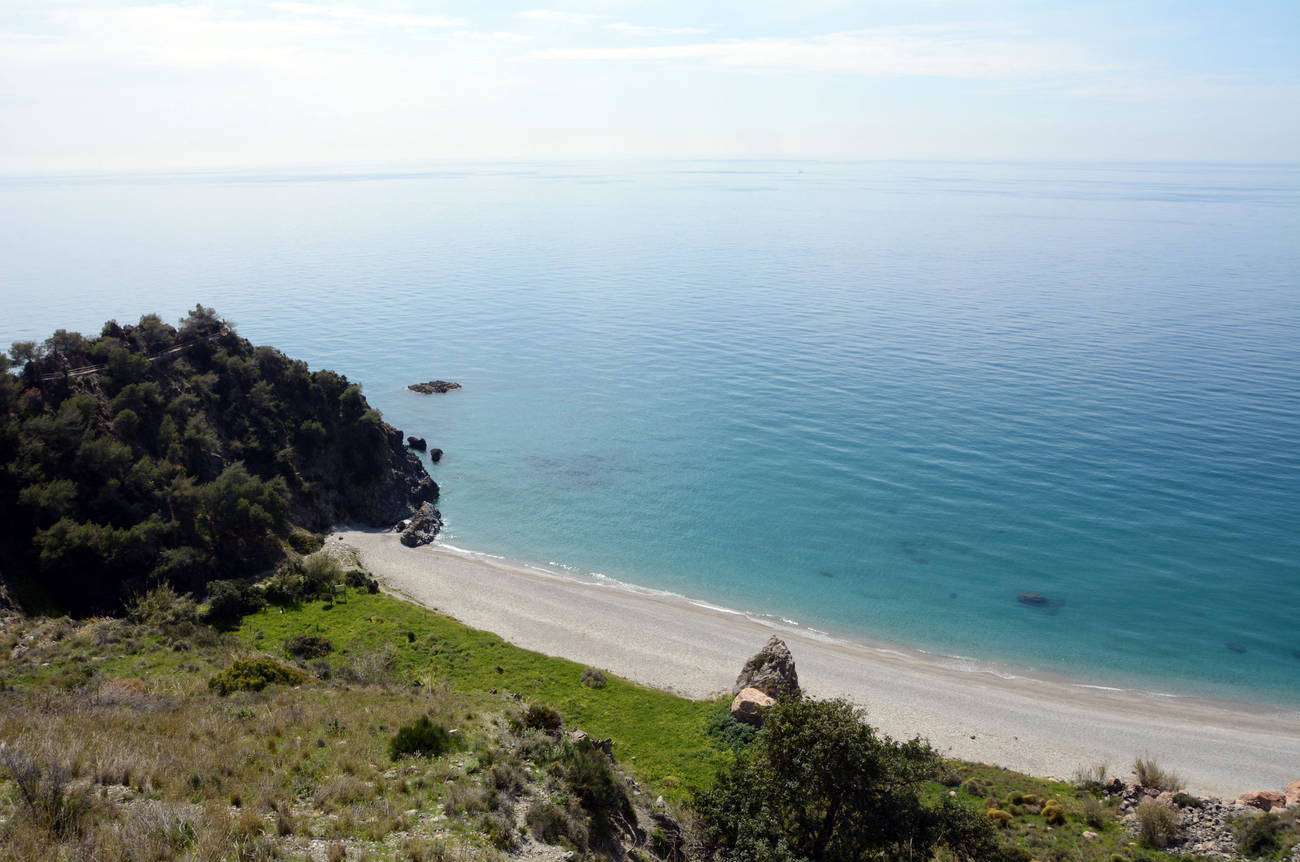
[{"left": 2, "top": 161, "right": 1298, "bottom": 706}]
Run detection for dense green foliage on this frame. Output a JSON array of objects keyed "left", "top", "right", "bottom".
[
  {"left": 207, "top": 656, "right": 309, "bottom": 695},
  {"left": 692, "top": 697, "right": 999, "bottom": 862},
  {"left": 388, "top": 716, "right": 457, "bottom": 760},
  {"left": 0, "top": 306, "right": 432, "bottom": 614}
]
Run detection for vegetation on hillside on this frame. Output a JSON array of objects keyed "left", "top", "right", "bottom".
[{"left": 0, "top": 308, "right": 434, "bottom": 614}]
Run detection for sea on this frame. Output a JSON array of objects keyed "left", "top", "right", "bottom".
[{"left": 2, "top": 160, "right": 1297, "bottom": 708}]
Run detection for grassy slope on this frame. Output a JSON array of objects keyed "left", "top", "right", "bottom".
[{"left": 232, "top": 587, "right": 731, "bottom": 797}]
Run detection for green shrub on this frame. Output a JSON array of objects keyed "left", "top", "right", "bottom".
[
  {"left": 705, "top": 704, "right": 758, "bottom": 752},
  {"left": 202, "top": 579, "right": 264, "bottom": 625},
  {"left": 523, "top": 704, "right": 563, "bottom": 732},
  {"left": 208, "top": 657, "right": 308, "bottom": 695},
  {"left": 526, "top": 797, "right": 586, "bottom": 848},
  {"left": 579, "top": 667, "right": 607, "bottom": 689},
  {"left": 1233, "top": 810, "right": 1283, "bottom": 857},
  {"left": 1136, "top": 798, "right": 1180, "bottom": 848},
  {"left": 559, "top": 740, "right": 636, "bottom": 840},
  {"left": 1133, "top": 757, "right": 1182, "bottom": 792},
  {"left": 344, "top": 569, "right": 379, "bottom": 592},
  {"left": 986, "top": 808, "right": 1013, "bottom": 828},
  {"left": 284, "top": 633, "right": 332, "bottom": 659},
  {"left": 1041, "top": 800, "right": 1065, "bottom": 825},
  {"left": 286, "top": 529, "right": 323, "bottom": 555},
  {"left": 389, "top": 716, "right": 456, "bottom": 760},
  {"left": 0, "top": 746, "right": 92, "bottom": 838}
]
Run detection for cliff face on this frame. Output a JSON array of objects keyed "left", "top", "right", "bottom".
[{"left": 0, "top": 306, "right": 437, "bottom": 612}]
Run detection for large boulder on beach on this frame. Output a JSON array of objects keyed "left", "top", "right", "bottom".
[
  {"left": 398, "top": 501, "right": 443, "bottom": 547},
  {"left": 1236, "top": 790, "right": 1286, "bottom": 811},
  {"left": 1286, "top": 779, "right": 1300, "bottom": 806},
  {"left": 730, "top": 687, "right": 776, "bottom": 726},
  {"left": 733, "top": 636, "right": 801, "bottom": 699}
]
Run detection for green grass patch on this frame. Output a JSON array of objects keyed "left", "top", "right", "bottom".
[{"left": 234, "top": 586, "right": 730, "bottom": 797}]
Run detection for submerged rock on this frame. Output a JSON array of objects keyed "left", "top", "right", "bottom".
[
  {"left": 733, "top": 636, "right": 800, "bottom": 699},
  {"left": 408, "top": 380, "right": 462, "bottom": 394},
  {"left": 1017, "top": 592, "right": 1049, "bottom": 606},
  {"left": 398, "top": 501, "right": 443, "bottom": 547}
]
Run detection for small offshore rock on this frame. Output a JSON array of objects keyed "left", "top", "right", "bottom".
[
  {"left": 733, "top": 635, "right": 801, "bottom": 699},
  {"left": 731, "top": 686, "right": 776, "bottom": 725},
  {"left": 1017, "top": 592, "right": 1049, "bottom": 606},
  {"left": 407, "top": 436, "right": 427, "bottom": 451},
  {"left": 430, "top": 448, "right": 444, "bottom": 463},
  {"left": 408, "top": 380, "right": 462, "bottom": 395},
  {"left": 1236, "top": 789, "right": 1286, "bottom": 811},
  {"left": 399, "top": 501, "right": 443, "bottom": 547}
]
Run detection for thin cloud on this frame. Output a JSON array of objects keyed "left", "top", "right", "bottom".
[
  {"left": 269, "top": 3, "right": 467, "bottom": 29},
  {"left": 528, "top": 28, "right": 1089, "bottom": 79},
  {"left": 606, "top": 22, "right": 709, "bottom": 38},
  {"left": 518, "top": 9, "right": 607, "bottom": 25}
]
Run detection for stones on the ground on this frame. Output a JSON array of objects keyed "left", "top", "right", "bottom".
[
  {"left": 1017, "top": 592, "right": 1049, "bottom": 606},
  {"left": 408, "top": 380, "right": 462, "bottom": 394},
  {"left": 1236, "top": 789, "right": 1287, "bottom": 811},
  {"left": 731, "top": 687, "right": 776, "bottom": 725},
  {"left": 733, "top": 635, "right": 801, "bottom": 699},
  {"left": 430, "top": 448, "right": 443, "bottom": 463},
  {"left": 1082, "top": 831, "right": 1099, "bottom": 840},
  {"left": 398, "top": 501, "right": 443, "bottom": 547},
  {"left": 407, "top": 436, "right": 427, "bottom": 451},
  {"left": 567, "top": 729, "right": 613, "bottom": 758}
]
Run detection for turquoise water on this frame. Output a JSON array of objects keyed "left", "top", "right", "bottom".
[{"left": 3, "top": 161, "right": 1298, "bottom": 706}]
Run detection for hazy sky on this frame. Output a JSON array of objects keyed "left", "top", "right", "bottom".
[{"left": 2, "top": 1, "right": 1297, "bottom": 170}]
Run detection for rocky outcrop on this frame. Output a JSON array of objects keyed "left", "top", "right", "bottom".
[
  {"left": 407, "top": 436, "right": 427, "bottom": 451},
  {"left": 730, "top": 687, "right": 775, "bottom": 725},
  {"left": 1236, "top": 789, "right": 1287, "bottom": 811},
  {"left": 733, "top": 636, "right": 800, "bottom": 699},
  {"left": 1286, "top": 779, "right": 1300, "bottom": 806},
  {"left": 398, "top": 501, "right": 443, "bottom": 547},
  {"left": 430, "top": 448, "right": 443, "bottom": 463},
  {"left": 408, "top": 380, "right": 462, "bottom": 394}
]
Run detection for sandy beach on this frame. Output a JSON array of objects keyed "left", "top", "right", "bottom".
[{"left": 333, "top": 527, "right": 1300, "bottom": 800}]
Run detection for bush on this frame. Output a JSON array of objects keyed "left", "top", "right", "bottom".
[
  {"left": 128, "top": 583, "right": 198, "bottom": 631},
  {"left": 986, "top": 808, "right": 1013, "bottom": 828},
  {"left": 1072, "top": 762, "right": 1110, "bottom": 793},
  {"left": 559, "top": 740, "right": 635, "bottom": 840},
  {"left": 345, "top": 569, "right": 379, "bottom": 592},
  {"left": 1133, "top": 757, "right": 1182, "bottom": 791},
  {"left": 284, "top": 634, "right": 332, "bottom": 659},
  {"left": 202, "top": 579, "right": 264, "bottom": 625},
  {"left": 1136, "top": 797, "right": 1180, "bottom": 848},
  {"left": 1233, "top": 810, "right": 1283, "bottom": 857},
  {"left": 580, "top": 667, "right": 607, "bottom": 689},
  {"left": 286, "top": 529, "right": 323, "bottom": 555},
  {"left": 208, "top": 657, "right": 308, "bottom": 695},
  {"left": 389, "top": 716, "right": 456, "bottom": 760},
  {"left": 523, "top": 704, "right": 563, "bottom": 732},
  {"left": 706, "top": 704, "right": 758, "bottom": 752},
  {"left": 0, "top": 745, "right": 93, "bottom": 838},
  {"left": 692, "top": 697, "right": 1000, "bottom": 862},
  {"left": 1041, "top": 800, "right": 1065, "bottom": 825},
  {"left": 526, "top": 797, "right": 586, "bottom": 849}
]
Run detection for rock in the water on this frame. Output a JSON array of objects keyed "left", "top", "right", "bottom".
[
  {"left": 407, "top": 436, "right": 427, "bottom": 451},
  {"left": 408, "top": 380, "right": 462, "bottom": 395},
  {"left": 730, "top": 687, "right": 776, "bottom": 725},
  {"left": 1236, "top": 790, "right": 1286, "bottom": 811},
  {"left": 399, "top": 501, "right": 443, "bottom": 547},
  {"left": 1017, "top": 592, "right": 1049, "bottom": 606},
  {"left": 430, "top": 448, "right": 443, "bottom": 463},
  {"left": 1225, "top": 642, "right": 1246, "bottom": 654},
  {"left": 733, "top": 635, "right": 801, "bottom": 699},
  {"left": 1286, "top": 779, "right": 1300, "bottom": 806}
]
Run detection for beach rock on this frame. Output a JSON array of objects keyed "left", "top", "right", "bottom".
[
  {"left": 399, "top": 501, "right": 443, "bottom": 547},
  {"left": 430, "top": 448, "right": 443, "bottom": 463},
  {"left": 408, "top": 380, "right": 461, "bottom": 395},
  {"left": 1286, "top": 779, "right": 1300, "bottom": 806},
  {"left": 1017, "top": 592, "right": 1049, "bottom": 606},
  {"left": 731, "top": 687, "right": 776, "bottom": 725},
  {"left": 733, "top": 636, "right": 801, "bottom": 699},
  {"left": 1236, "top": 789, "right": 1286, "bottom": 811},
  {"left": 407, "top": 436, "right": 427, "bottom": 451}
]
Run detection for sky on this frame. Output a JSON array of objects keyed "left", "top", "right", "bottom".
[{"left": 0, "top": 0, "right": 1297, "bottom": 170}]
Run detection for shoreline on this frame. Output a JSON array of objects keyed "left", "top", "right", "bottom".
[{"left": 333, "top": 526, "right": 1300, "bottom": 800}]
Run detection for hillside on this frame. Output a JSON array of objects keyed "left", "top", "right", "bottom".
[{"left": 0, "top": 307, "right": 436, "bottom": 614}]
